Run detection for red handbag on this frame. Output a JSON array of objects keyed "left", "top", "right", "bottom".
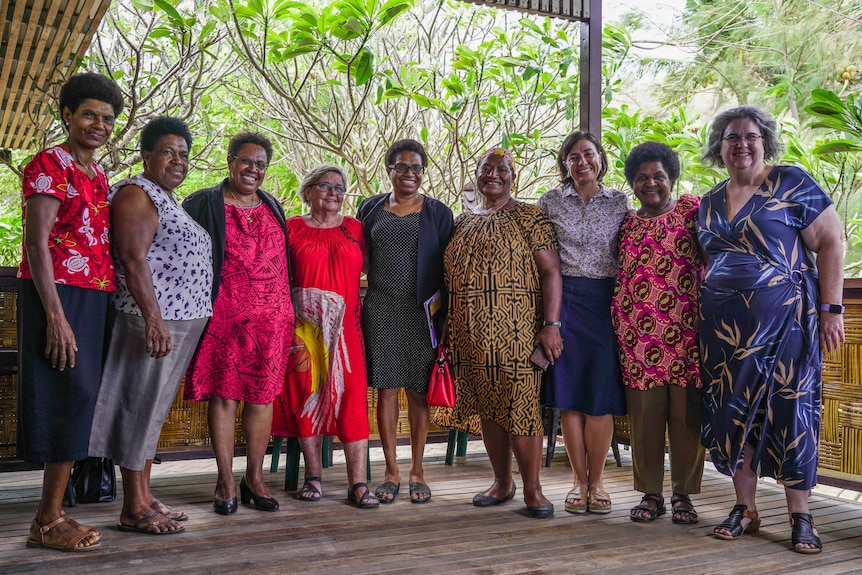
[{"left": 427, "top": 345, "right": 456, "bottom": 407}]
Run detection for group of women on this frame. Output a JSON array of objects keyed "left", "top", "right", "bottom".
[{"left": 18, "top": 72, "right": 844, "bottom": 556}]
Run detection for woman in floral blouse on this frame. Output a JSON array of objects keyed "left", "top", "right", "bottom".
[
  {"left": 18, "top": 73, "right": 124, "bottom": 552},
  {"left": 611, "top": 142, "right": 705, "bottom": 524}
]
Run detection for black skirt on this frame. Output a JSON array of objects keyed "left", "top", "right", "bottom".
[{"left": 17, "top": 279, "right": 109, "bottom": 463}]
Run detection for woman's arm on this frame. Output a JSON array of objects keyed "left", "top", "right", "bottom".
[
  {"left": 800, "top": 204, "right": 845, "bottom": 354},
  {"left": 24, "top": 195, "right": 77, "bottom": 370},
  {"left": 111, "top": 185, "right": 172, "bottom": 358},
  {"left": 533, "top": 249, "right": 563, "bottom": 364}
]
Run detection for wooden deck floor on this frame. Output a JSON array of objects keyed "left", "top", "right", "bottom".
[{"left": 1, "top": 443, "right": 861, "bottom": 575}]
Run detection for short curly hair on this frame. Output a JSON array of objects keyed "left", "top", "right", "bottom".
[
  {"left": 140, "top": 116, "right": 193, "bottom": 154},
  {"left": 385, "top": 139, "right": 428, "bottom": 167},
  {"left": 228, "top": 132, "right": 273, "bottom": 164},
  {"left": 624, "top": 142, "right": 681, "bottom": 188},
  {"left": 556, "top": 131, "right": 608, "bottom": 185},
  {"left": 702, "top": 105, "right": 783, "bottom": 167},
  {"left": 59, "top": 73, "right": 124, "bottom": 118}
]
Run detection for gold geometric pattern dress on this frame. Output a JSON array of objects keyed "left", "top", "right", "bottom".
[{"left": 440, "top": 202, "right": 557, "bottom": 436}]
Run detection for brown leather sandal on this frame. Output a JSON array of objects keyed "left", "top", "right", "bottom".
[{"left": 26, "top": 515, "right": 101, "bottom": 552}]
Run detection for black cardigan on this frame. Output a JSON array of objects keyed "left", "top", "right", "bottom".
[
  {"left": 356, "top": 192, "right": 454, "bottom": 306},
  {"left": 183, "top": 178, "right": 290, "bottom": 301}
]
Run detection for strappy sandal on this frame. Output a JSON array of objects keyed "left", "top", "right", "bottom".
[
  {"left": 713, "top": 504, "right": 760, "bottom": 540},
  {"left": 348, "top": 482, "right": 380, "bottom": 509},
  {"left": 790, "top": 512, "right": 822, "bottom": 554},
  {"left": 630, "top": 493, "right": 665, "bottom": 522},
  {"left": 26, "top": 515, "right": 101, "bottom": 552},
  {"left": 670, "top": 493, "right": 699, "bottom": 524},
  {"left": 588, "top": 486, "right": 612, "bottom": 514},
  {"left": 298, "top": 476, "right": 323, "bottom": 502},
  {"left": 565, "top": 485, "right": 588, "bottom": 514}
]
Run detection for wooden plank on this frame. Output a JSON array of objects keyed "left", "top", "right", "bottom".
[{"left": 0, "top": 449, "right": 860, "bottom": 574}]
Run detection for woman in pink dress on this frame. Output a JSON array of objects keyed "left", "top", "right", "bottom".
[
  {"left": 611, "top": 142, "right": 705, "bottom": 524},
  {"left": 272, "top": 164, "right": 378, "bottom": 509},
  {"left": 183, "top": 133, "right": 294, "bottom": 514}
]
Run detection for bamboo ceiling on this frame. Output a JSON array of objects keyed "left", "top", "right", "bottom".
[{"left": 0, "top": 0, "right": 111, "bottom": 152}]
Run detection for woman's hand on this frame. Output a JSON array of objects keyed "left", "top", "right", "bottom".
[
  {"left": 534, "top": 325, "right": 563, "bottom": 365},
  {"left": 145, "top": 315, "right": 172, "bottom": 358},
  {"left": 819, "top": 312, "right": 845, "bottom": 355},
  {"left": 45, "top": 313, "right": 78, "bottom": 370}
]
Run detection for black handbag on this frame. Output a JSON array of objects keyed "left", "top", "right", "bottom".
[{"left": 68, "top": 457, "right": 116, "bottom": 505}]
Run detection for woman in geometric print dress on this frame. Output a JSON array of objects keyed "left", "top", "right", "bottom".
[
  {"left": 183, "top": 132, "right": 294, "bottom": 515},
  {"left": 443, "top": 148, "right": 562, "bottom": 519},
  {"left": 271, "top": 164, "right": 379, "bottom": 509},
  {"left": 698, "top": 105, "right": 844, "bottom": 553},
  {"left": 18, "top": 73, "right": 123, "bottom": 552},
  {"left": 611, "top": 142, "right": 705, "bottom": 525}
]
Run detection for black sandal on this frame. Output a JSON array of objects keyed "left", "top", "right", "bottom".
[
  {"left": 790, "top": 512, "right": 822, "bottom": 554},
  {"left": 671, "top": 493, "right": 699, "bottom": 524},
  {"left": 297, "top": 476, "right": 322, "bottom": 502},
  {"left": 714, "top": 504, "right": 760, "bottom": 540},
  {"left": 347, "top": 483, "right": 379, "bottom": 509},
  {"left": 630, "top": 494, "right": 666, "bottom": 522}
]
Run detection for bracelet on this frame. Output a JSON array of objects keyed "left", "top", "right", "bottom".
[
  {"left": 543, "top": 320, "right": 562, "bottom": 327},
  {"left": 819, "top": 303, "right": 845, "bottom": 314}
]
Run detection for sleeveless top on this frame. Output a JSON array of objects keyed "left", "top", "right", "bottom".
[{"left": 109, "top": 174, "right": 213, "bottom": 320}]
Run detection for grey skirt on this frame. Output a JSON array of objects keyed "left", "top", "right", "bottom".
[{"left": 89, "top": 311, "right": 207, "bottom": 470}]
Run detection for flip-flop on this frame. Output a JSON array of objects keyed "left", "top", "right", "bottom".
[
  {"left": 374, "top": 481, "right": 400, "bottom": 504},
  {"left": 118, "top": 510, "right": 185, "bottom": 535},
  {"left": 409, "top": 482, "right": 431, "bottom": 504},
  {"left": 151, "top": 500, "right": 188, "bottom": 522}
]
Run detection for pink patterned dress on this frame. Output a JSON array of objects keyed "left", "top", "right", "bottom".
[
  {"left": 184, "top": 203, "right": 294, "bottom": 404},
  {"left": 611, "top": 195, "right": 704, "bottom": 391}
]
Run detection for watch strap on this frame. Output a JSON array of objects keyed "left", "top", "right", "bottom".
[{"left": 820, "top": 303, "right": 845, "bottom": 314}]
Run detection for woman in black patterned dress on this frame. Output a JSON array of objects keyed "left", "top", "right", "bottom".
[{"left": 358, "top": 139, "right": 453, "bottom": 504}]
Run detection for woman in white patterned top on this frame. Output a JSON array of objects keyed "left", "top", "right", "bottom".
[
  {"left": 89, "top": 117, "right": 212, "bottom": 536},
  {"left": 537, "top": 131, "right": 629, "bottom": 516}
]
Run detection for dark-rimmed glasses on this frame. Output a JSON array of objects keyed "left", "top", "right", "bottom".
[
  {"left": 387, "top": 163, "right": 426, "bottom": 174},
  {"left": 231, "top": 156, "right": 268, "bottom": 171}
]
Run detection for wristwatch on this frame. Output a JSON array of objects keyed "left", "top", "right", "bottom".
[
  {"left": 820, "top": 303, "right": 845, "bottom": 314},
  {"left": 543, "top": 320, "right": 562, "bottom": 327}
]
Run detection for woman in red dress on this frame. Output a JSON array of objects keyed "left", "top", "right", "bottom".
[
  {"left": 272, "top": 164, "right": 378, "bottom": 509},
  {"left": 183, "top": 133, "right": 294, "bottom": 514}
]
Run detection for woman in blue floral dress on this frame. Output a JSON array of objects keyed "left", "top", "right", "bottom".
[{"left": 698, "top": 105, "right": 845, "bottom": 554}]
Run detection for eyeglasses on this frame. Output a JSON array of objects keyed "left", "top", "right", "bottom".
[
  {"left": 479, "top": 165, "right": 511, "bottom": 176},
  {"left": 313, "top": 182, "right": 346, "bottom": 196},
  {"left": 231, "top": 156, "right": 268, "bottom": 171},
  {"left": 387, "top": 163, "right": 426, "bottom": 174},
  {"left": 722, "top": 133, "right": 763, "bottom": 145}
]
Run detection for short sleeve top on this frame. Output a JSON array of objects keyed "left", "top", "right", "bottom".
[
  {"left": 17, "top": 145, "right": 116, "bottom": 291},
  {"left": 538, "top": 183, "right": 629, "bottom": 278},
  {"left": 109, "top": 174, "right": 213, "bottom": 320}
]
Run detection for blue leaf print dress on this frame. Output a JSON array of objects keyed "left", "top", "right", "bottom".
[{"left": 698, "top": 165, "right": 832, "bottom": 490}]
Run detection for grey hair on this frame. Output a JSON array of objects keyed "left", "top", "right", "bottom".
[
  {"left": 299, "top": 164, "right": 348, "bottom": 205},
  {"left": 702, "top": 105, "right": 783, "bottom": 167}
]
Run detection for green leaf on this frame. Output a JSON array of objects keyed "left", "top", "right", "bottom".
[
  {"left": 132, "top": 0, "right": 154, "bottom": 10},
  {"left": 153, "top": 0, "right": 182, "bottom": 22},
  {"left": 811, "top": 140, "right": 862, "bottom": 155},
  {"left": 354, "top": 49, "right": 374, "bottom": 85}
]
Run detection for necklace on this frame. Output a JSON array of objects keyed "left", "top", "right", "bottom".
[{"left": 228, "top": 188, "right": 260, "bottom": 224}]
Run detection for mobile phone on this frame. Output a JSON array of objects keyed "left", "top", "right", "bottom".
[{"left": 530, "top": 347, "right": 550, "bottom": 371}]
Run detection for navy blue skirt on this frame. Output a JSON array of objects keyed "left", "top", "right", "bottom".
[
  {"left": 17, "top": 280, "right": 109, "bottom": 463},
  {"left": 544, "top": 276, "right": 625, "bottom": 416}
]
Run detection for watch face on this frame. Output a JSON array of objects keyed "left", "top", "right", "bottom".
[{"left": 823, "top": 304, "right": 844, "bottom": 314}]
